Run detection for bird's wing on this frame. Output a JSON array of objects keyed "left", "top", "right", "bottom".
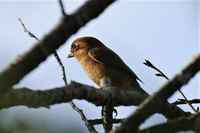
[{"left": 89, "top": 47, "right": 143, "bottom": 83}]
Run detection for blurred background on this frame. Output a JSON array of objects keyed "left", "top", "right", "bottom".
[{"left": 0, "top": 0, "right": 199, "bottom": 132}]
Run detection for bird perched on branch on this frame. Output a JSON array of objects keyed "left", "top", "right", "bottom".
[{"left": 68, "top": 37, "right": 147, "bottom": 94}]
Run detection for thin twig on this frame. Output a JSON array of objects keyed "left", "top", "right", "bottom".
[
  {"left": 143, "top": 60, "right": 169, "bottom": 80},
  {"left": 173, "top": 99, "right": 200, "bottom": 105},
  {"left": 68, "top": 101, "right": 97, "bottom": 133},
  {"left": 53, "top": 52, "right": 97, "bottom": 132},
  {"left": 176, "top": 90, "right": 197, "bottom": 113},
  {"left": 18, "top": 18, "right": 40, "bottom": 42},
  {"left": 143, "top": 59, "right": 198, "bottom": 113},
  {"left": 88, "top": 118, "right": 125, "bottom": 125},
  {"left": 53, "top": 52, "right": 97, "bottom": 133},
  {"left": 18, "top": 18, "right": 68, "bottom": 86},
  {"left": 58, "top": 0, "right": 66, "bottom": 16},
  {"left": 18, "top": 19, "right": 68, "bottom": 85},
  {"left": 53, "top": 52, "right": 68, "bottom": 85},
  {"left": 18, "top": 18, "right": 97, "bottom": 133}
]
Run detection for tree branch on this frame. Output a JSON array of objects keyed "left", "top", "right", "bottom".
[
  {"left": 136, "top": 113, "right": 200, "bottom": 133},
  {"left": 18, "top": 17, "right": 97, "bottom": 133},
  {"left": 111, "top": 53, "right": 200, "bottom": 133},
  {"left": 0, "top": 82, "right": 146, "bottom": 109},
  {"left": 88, "top": 118, "right": 125, "bottom": 125},
  {"left": 100, "top": 77, "right": 115, "bottom": 132},
  {"left": 0, "top": 0, "right": 115, "bottom": 96},
  {"left": 144, "top": 59, "right": 197, "bottom": 113},
  {"left": 0, "top": 81, "right": 190, "bottom": 119},
  {"left": 173, "top": 99, "right": 200, "bottom": 105},
  {"left": 58, "top": 0, "right": 66, "bottom": 16},
  {"left": 18, "top": 18, "right": 40, "bottom": 41}
]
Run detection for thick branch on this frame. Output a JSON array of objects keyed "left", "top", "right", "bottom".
[
  {"left": 0, "top": 82, "right": 146, "bottom": 109},
  {"left": 136, "top": 113, "right": 200, "bottom": 133},
  {"left": 111, "top": 53, "right": 200, "bottom": 133},
  {"left": 0, "top": 0, "right": 115, "bottom": 96},
  {"left": 0, "top": 81, "right": 190, "bottom": 120}
]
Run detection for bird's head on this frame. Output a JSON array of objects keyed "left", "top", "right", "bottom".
[{"left": 68, "top": 36, "right": 104, "bottom": 59}]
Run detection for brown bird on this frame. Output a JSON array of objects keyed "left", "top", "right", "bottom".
[{"left": 68, "top": 37, "right": 147, "bottom": 94}]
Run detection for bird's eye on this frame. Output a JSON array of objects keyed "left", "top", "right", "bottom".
[{"left": 72, "top": 45, "right": 76, "bottom": 49}]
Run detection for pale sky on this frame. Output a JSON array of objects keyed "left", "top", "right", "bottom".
[{"left": 0, "top": 0, "right": 199, "bottom": 132}]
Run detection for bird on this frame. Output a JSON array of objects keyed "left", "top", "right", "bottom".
[{"left": 68, "top": 36, "right": 147, "bottom": 94}]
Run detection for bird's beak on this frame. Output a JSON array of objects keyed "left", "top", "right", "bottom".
[{"left": 67, "top": 52, "right": 74, "bottom": 58}]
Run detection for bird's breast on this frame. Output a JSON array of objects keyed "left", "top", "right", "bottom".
[
  {"left": 76, "top": 55, "right": 144, "bottom": 92},
  {"left": 78, "top": 56, "right": 111, "bottom": 86}
]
